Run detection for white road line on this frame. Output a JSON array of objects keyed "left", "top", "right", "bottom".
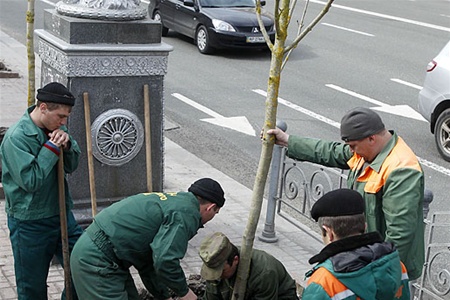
[
  {"left": 311, "top": 0, "right": 450, "bottom": 32},
  {"left": 391, "top": 78, "right": 422, "bottom": 90},
  {"left": 322, "top": 23, "right": 374, "bottom": 37},
  {"left": 325, "top": 84, "right": 386, "bottom": 107},
  {"left": 40, "top": 0, "right": 56, "bottom": 6},
  {"left": 252, "top": 89, "right": 340, "bottom": 128},
  {"left": 418, "top": 158, "right": 450, "bottom": 177},
  {"left": 252, "top": 88, "right": 450, "bottom": 177}
]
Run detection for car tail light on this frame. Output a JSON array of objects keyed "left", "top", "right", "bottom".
[{"left": 427, "top": 60, "right": 437, "bottom": 72}]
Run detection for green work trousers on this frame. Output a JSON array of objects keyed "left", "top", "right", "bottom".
[
  {"left": 8, "top": 212, "right": 82, "bottom": 300},
  {"left": 70, "top": 232, "right": 140, "bottom": 300}
]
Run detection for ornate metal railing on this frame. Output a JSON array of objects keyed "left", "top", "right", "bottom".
[
  {"left": 276, "top": 147, "right": 347, "bottom": 234},
  {"left": 414, "top": 212, "right": 450, "bottom": 300}
]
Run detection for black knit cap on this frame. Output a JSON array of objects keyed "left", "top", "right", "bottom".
[
  {"left": 310, "top": 189, "right": 365, "bottom": 222},
  {"left": 188, "top": 178, "right": 225, "bottom": 207},
  {"left": 340, "top": 107, "right": 385, "bottom": 142},
  {"left": 36, "top": 82, "right": 75, "bottom": 106}
]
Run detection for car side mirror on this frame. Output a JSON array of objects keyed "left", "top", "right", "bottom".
[
  {"left": 184, "top": 0, "right": 194, "bottom": 7},
  {"left": 260, "top": 0, "right": 266, "bottom": 6}
]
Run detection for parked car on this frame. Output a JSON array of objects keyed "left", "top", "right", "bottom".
[
  {"left": 148, "top": 0, "right": 275, "bottom": 54},
  {"left": 418, "top": 40, "right": 450, "bottom": 161}
]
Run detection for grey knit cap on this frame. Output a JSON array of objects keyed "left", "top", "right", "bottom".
[{"left": 340, "top": 107, "right": 385, "bottom": 142}]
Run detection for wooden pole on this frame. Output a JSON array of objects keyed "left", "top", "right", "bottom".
[
  {"left": 58, "top": 149, "right": 72, "bottom": 300},
  {"left": 144, "top": 84, "right": 153, "bottom": 192},
  {"left": 83, "top": 92, "right": 97, "bottom": 217}
]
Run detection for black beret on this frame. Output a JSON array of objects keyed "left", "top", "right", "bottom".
[
  {"left": 188, "top": 178, "right": 225, "bottom": 207},
  {"left": 340, "top": 107, "right": 385, "bottom": 142},
  {"left": 310, "top": 189, "right": 365, "bottom": 222},
  {"left": 36, "top": 82, "right": 75, "bottom": 106}
]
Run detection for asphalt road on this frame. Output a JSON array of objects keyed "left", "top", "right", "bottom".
[
  {"left": 1, "top": 0, "right": 449, "bottom": 216},
  {"left": 160, "top": 0, "right": 450, "bottom": 215}
]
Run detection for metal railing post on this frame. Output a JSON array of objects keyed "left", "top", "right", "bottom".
[
  {"left": 423, "top": 188, "right": 434, "bottom": 220},
  {"left": 259, "top": 120, "right": 287, "bottom": 243},
  {"left": 411, "top": 188, "right": 434, "bottom": 300}
]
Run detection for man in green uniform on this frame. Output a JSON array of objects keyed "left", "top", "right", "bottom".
[
  {"left": 266, "top": 107, "right": 424, "bottom": 280},
  {"left": 302, "top": 188, "right": 410, "bottom": 300},
  {"left": 0, "top": 82, "right": 82, "bottom": 299},
  {"left": 199, "top": 232, "right": 299, "bottom": 300},
  {"left": 70, "top": 177, "right": 226, "bottom": 300}
]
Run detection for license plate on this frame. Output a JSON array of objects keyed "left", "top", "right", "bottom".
[{"left": 246, "top": 36, "right": 265, "bottom": 43}]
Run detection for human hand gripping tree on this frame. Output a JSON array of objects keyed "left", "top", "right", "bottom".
[{"left": 231, "top": 0, "right": 335, "bottom": 299}]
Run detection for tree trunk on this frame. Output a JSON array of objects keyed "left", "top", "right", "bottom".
[
  {"left": 26, "top": 0, "right": 35, "bottom": 107},
  {"left": 231, "top": 1, "right": 289, "bottom": 299},
  {"left": 231, "top": 0, "right": 335, "bottom": 298}
]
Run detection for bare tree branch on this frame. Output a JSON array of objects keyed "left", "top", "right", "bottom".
[
  {"left": 255, "top": 0, "right": 274, "bottom": 50},
  {"left": 284, "top": 0, "right": 334, "bottom": 53},
  {"left": 282, "top": 0, "right": 310, "bottom": 70}
]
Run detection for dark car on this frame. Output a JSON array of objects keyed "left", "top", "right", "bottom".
[{"left": 148, "top": 0, "right": 275, "bottom": 54}]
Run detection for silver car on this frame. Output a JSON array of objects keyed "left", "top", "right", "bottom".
[{"left": 418, "top": 40, "right": 450, "bottom": 162}]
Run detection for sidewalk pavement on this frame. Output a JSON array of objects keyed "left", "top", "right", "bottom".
[{"left": 0, "top": 29, "right": 323, "bottom": 299}]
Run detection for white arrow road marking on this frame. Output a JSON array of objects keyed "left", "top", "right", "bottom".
[
  {"left": 172, "top": 93, "right": 256, "bottom": 136},
  {"left": 325, "top": 84, "right": 427, "bottom": 121},
  {"left": 252, "top": 89, "right": 450, "bottom": 177}
]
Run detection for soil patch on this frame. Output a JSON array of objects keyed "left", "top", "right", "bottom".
[{"left": 138, "top": 274, "right": 206, "bottom": 299}]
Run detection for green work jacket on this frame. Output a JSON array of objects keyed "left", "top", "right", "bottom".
[
  {"left": 286, "top": 132, "right": 424, "bottom": 280},
  {"left": 205, "top": 248, "right": 298, "bottom": 300},
  {"left": 303, "top": 233, "right": 410, "bottom": 300},
  {"left": 94, "top": 192, "right": 203, "bottom": 299},
  {"left": 0, "top": 106, "right": 80, "bottom": 220}
]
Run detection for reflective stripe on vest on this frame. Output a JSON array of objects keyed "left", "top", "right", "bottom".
[
  {"left": 347, "top": 137, "right": 421, "bottom": 194},
  {"left": 307, "top": 267, "right": 359, "bottom": 300}
]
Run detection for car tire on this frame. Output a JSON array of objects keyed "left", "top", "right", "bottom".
[
  {"left": 196, "top": 25, "right": 214, "bottom": 54},
  {"left": 434, "top": 107, "right": 450, "bottom": 162},
  {"left": 153, "top": 11, "right": 169, "bottom": 37}
]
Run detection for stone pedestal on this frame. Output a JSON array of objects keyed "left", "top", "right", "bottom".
[{"left": 36, "top": 10, "right": 172, "bottom": 225}]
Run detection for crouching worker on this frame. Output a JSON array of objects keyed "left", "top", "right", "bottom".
[
  {"left": 302, "top": 189, "right": 410, "bottom": 300},
  {"left": 199, "top": 232, "right": 299, "bottom": 300},
  {"left": 70, "top": 178, "right": 226, "bottom": 300}
]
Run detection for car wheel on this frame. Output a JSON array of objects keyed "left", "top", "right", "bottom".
[
  {"left": 153, "top": 11, "right": 169, "bottom": 37},
  {"left": 196, "top": 25, "right": 214, "bottom": 54},
  {"left": 434, "top": 108, "right": 450, "bottom": 162}
]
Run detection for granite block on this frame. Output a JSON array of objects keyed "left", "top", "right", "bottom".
[{"left": 43, "top": 9, "right": 161, "bottom": 45}]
